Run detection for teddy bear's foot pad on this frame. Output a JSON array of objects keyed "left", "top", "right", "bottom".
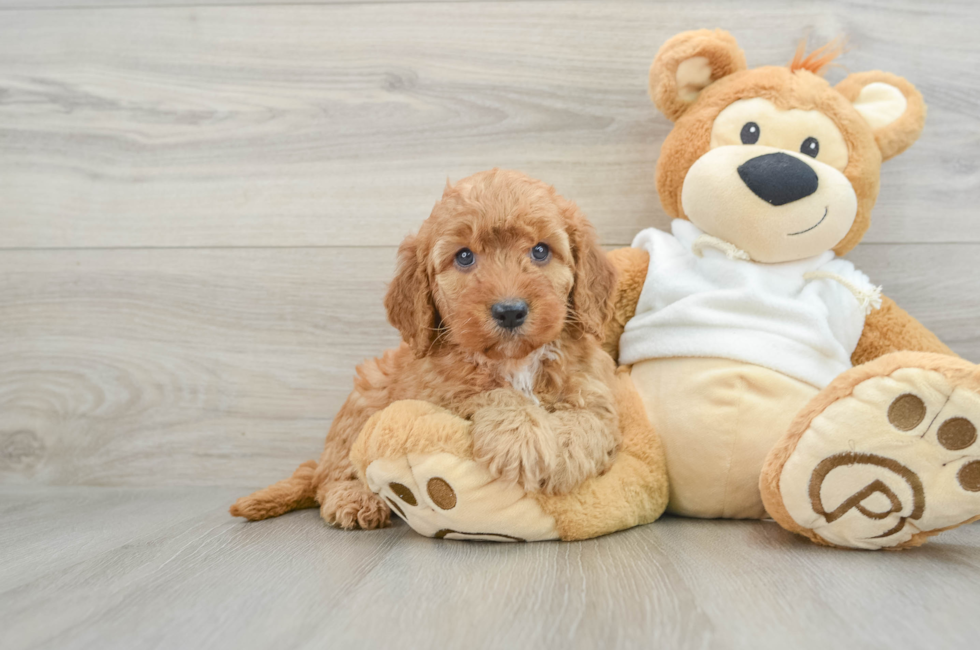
[
  {"left": 364, "top": 452, "right": 560, "bottom": 542},
  {"left": 766, "top": 356, "right": 980, "bottom": 549}
]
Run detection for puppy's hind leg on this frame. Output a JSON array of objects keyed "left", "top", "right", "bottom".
[
  {"left": 318, "top": 478, "right": 390, "bottom": 530},
  {"left": 312, "top": 389, "right": 392, "bottom": 530},
  {"left": 315, "top": 441, "right": 390, "bottom": 530}
]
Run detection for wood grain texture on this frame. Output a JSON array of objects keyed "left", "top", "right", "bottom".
[
  {"left": 1, "top": 244, "right": 976, "bottom": 487},
  {"left": 0, "top": 0, "right": 488, "bottom": 7},
  {"left": 1, "top": 486, "right": 978, "bottom": 650},
  {"left": 0, "top": 247, "right": 398, "bottom": 486},
  {"left": 1, "top": 0, "right": 975, "bottom": 8},
  {"left": 0, "top": 0, "right": 978, "bottom": 248},
  {"left": 2, "top": 4, "right": 978, "bottom": 650}
]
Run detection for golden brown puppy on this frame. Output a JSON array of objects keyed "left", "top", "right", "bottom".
[{"left": 231, "top": 169, "right": 620, "bottom": 529}]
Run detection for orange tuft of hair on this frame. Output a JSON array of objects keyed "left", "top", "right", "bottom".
[{"left": 789, "top": 37, "right": 846, "bottom": 76}]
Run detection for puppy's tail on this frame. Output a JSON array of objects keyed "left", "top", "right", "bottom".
[{"left": 229, "top": 460, "right": 319, "bottom": 521}]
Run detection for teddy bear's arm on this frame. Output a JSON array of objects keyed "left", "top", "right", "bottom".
[
  {"left": 602, "top": 247, "right": 650, "bottom": 361},
  {"left": 851, "top": 295, "right": 956, "bottom": 366}
]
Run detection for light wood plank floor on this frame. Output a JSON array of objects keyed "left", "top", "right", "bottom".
[
  {"left": 1, "top": 1, "right": 979, "bottom": 648},
  {"left": 1, "top": 487, "right": 979, "bottom": 650}
]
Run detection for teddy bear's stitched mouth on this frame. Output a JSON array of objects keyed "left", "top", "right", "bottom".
[{"left": 787, "top": 206, "right": 829, "bottom": 236}]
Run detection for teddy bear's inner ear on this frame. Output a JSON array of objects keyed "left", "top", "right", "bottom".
[
  {"left": 675, "top": 56, "right": 714, "bottom": 102},
  {"left": 851, "top": 82, "right": 908, "bottom": 131},
  {"left": 649, "top": 29, "right": 747, "bottom": 122},
  {"left": 836, "top": 71, "right": 926, "bottom": 161}
]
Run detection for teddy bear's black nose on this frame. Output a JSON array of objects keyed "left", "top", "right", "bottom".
[{"left": 737, "top": 152, "right": 819, "bottom": 206}]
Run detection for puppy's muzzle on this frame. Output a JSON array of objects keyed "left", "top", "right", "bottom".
[
  {"left": 491, "top": 300, "right": 529, "bottom": 330},
  {"left": 738, "top": 152, "right": 818, "bottom": 206}
]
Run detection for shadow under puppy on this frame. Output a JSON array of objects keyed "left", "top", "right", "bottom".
[{"left": 231, "top": 168, "right": 620, "bottom": 529}]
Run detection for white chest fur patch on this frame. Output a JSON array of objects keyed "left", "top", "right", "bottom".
[{"left": 505, "top": 343, "right": 560, "bottom": 403}]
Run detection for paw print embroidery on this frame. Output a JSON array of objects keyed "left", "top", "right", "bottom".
[
  {"left": 878, "top": 390, "right": 980, "bottom": 495},
  {"left": 778, "top": 365, "right": 980, "bottom": 549},
  {"left": 385, "top": 478, "right": 457, "bottom": 517},
  {"left": 808, "top": 452, "right": 925, "bottom": 539},
  {"left": 363, "top": 452, "right": 560, "bottom": 542}
]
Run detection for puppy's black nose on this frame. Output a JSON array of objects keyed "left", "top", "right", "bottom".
[
  {"left": 737, "top": 152, "right": 818, "bottom": 206},
  {"left": 491, "top": 300, "right": 528, "bottom": 330}
]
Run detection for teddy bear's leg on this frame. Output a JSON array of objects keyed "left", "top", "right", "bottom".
[
  {"left": 630, "top": 357, "right": 818, "bottom": 519},
  {"left": 761, "top": 351, "right": 980, "bottom": 550},
  {"left": 349, "top": 400, "right": 561, "bottom": 542}
]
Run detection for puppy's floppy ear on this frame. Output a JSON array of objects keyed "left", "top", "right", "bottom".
[
  {"left": 649, "top": 29, "right": 747, "bottom": 121},
  {"left": 564, "top": 202, "right": 617, "bottom": 339},
  {"left": 384, "top": 234, "right": 439, "bottom": 357},
  {"left": 836, "top": 71, "right": 926, "bottom": 161}
]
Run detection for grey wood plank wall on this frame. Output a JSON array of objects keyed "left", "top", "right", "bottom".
[{"left": 1, "top": 0, "right": 978, "bottom": 488}]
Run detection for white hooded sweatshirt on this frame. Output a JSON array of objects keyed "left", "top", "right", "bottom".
[{"left": 618, "top": 220, "right": 878, "bottom": 389}]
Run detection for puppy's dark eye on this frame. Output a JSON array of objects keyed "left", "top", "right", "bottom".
[
  {"left": 454, "top": 248, "right": 475, "bottom": 267},
  {"left": 801, "top": 137, "right": 819, "bottom": 158},
  {"left": 530, "top": 243, "right": 550, "bottom": 262},
  {"left": 740, "top": 122, "right": 760, "bottom": 145}
]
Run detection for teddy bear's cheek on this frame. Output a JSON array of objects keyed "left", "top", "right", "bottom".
[{"left": 680, "top": 145, "right": 858, "bottom": 263}]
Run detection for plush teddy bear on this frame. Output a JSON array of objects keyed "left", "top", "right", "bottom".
[{"left": 601, "top": 29, "right": 980, "bottom": 550}]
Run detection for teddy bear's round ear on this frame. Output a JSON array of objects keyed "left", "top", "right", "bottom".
[
  {"left": 649, "top": 29, "right": 747, "bottom": 121},
  {"left": 836, "top": 71, "right": 926, "bottom": 161}
]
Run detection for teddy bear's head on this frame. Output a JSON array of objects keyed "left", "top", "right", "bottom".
[{"left": 650, "top": 29, "right": 925, "bottom": 263}]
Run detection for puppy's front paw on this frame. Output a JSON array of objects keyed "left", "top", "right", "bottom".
[
  {"left": 544, "top": 421, "right": 621, "bottom": 495},
  {"left": 471, "top": 405, "right": 559, "bottom": 493},
  {"left": 536, "top": 461, "right": 589, "bottom": 496},
  {"left": 319, "top": 480, "right": 390, "bottom": 530}
]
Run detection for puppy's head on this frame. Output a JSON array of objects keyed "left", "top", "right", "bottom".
[{"left": 385, "top": 169, "right": 616, "bottom": 360}]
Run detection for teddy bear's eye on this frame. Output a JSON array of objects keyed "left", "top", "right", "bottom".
[
  {"left": 740, "top": 122, "right": 760, "bottom": 145},
  {"left": 801, "top": 137, "right": 820, "bottom": 158}
]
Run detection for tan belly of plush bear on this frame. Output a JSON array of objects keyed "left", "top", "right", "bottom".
[{"left": 631, "top": 358, "right": 817, "bottom": 519}]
